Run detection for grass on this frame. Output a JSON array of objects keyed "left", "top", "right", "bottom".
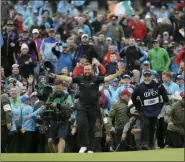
[{"left": 1, "top": 149, "right": 184, "bottom": 161}]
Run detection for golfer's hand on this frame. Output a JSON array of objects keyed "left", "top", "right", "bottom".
[
  {"left": 131, "top": 129, "right": 137, "bottom": 135},
  {"left": 110, "top": 127, "right": 116, "bottom": 133},
  {"left": 106, "top": 135, "right": 111, "bottom": 142},
  {"left": 71, "top": 128, "right": 76, "bottom": 135},
  {"left": 7, "top": 123, "right": 12, "bottom": 130},
  {"left": 121, "top": 133, "right": 127, "bottom": 140},
  {"left": 168, "top": 122, "right": 174, "bottom": 126}
]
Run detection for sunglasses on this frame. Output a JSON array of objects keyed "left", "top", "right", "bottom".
[
  {"left": 144, "top": 74, "right": 152, "bottom": 77},
  {"left": 7, "top": 24, "right": 13, "bottom": 26}
]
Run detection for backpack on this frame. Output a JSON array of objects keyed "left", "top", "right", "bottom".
[{"left": 99, "top": 90, "right": 109, "bottom": 109}]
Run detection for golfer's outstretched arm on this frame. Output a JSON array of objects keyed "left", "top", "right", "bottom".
[
  {"left": 53, "top": 74, "right": 72, "bottom": 82},
  {"left": 104, "top": 70, "right": 123, "bottom": 82}
]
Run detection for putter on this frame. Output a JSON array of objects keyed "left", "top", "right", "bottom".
[{"left": 114, "top": 140, "right": 123, "bottom": 152}]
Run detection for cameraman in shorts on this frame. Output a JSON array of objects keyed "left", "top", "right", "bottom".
[{"left": 49, "top": 79, "right": 72, "bottom": 153}]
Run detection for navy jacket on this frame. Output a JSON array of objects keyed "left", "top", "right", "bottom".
[{"left": 131, "top": 80, "right": 168, "bottom": 117}]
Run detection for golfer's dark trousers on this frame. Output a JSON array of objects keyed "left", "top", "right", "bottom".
[
  {"left": 168, "top": 130, "right": 184, "bottom": 148},
  {"left": 140, "top": 115, "right": 157, "bottom": 148},
  {"left": 77, "top": 102, "right": 99, "bottom": 151}
]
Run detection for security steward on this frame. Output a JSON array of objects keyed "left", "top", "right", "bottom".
[
  {"left": 50, "top": 63, "right": 123, "bottom": 153},
  {"left": 1, "top": 84, "right": 12, "bottom": 152}
]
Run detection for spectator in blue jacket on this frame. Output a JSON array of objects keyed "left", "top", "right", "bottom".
[
  {"left": 176, "top": 75, "right": 184, "bottom": 92},
  {"left": 40, "top": 28, "right": 59, "bottom": 73},
  {"left": 108, "top": 78, "right": 119, "bottom": 105},
  {"left": 39, "top": 1, "right": 52, "bottom": 17},
  {"left": 113, "top": 75, "right": 134, "bottom": 103},
  {"left": 11, "top": 94, "right": 44, "bottom": 153},
  {"left": 69, "top": 4, "right": 79, "bottom": 17},
  {"left": 57, "top": 0, "right": 70, "bottom": 16},
  {"left": 52, "top": 43, "right": 74, "bottom": 73},
  {"left": 162, "top": 71, "right": 180, "bottom": 95},
  {"left": 71, "top": 0, "right": 85, "bottom": 11},
  {"left": 78, "top": 17, "right": 92, "bottom": 37},
  {"left": 32, "top": 0, "right": 44, "bottom": 10},
  {"left": 15, "top": 1, "right": 25, "bottom": 16}
]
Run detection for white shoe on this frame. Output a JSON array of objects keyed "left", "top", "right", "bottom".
[
  {"left": 79, "top": 147, "right": 87, "bottom": 153},
  {"left": 87, "top": 151, "right": 94, "bottom": 153}
]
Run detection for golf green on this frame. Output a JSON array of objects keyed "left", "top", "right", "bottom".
[{"left": 1, "top": 148, "right": 184, "bottom": 161}]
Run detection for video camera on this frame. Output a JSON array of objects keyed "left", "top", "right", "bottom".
[{"left": 35, "top": 83, "right": 72, "bottom": 121}]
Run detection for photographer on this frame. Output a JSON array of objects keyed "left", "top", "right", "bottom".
[{"left": 49, "top": 80, "right": 72, "bottom": 153}]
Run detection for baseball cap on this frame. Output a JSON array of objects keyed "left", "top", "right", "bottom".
[
  {"left": 33, "top": 9, "right": 38, "bottom": 14},
  {"left": 49, "top": 28, "right": 56, "bottom": 32},
  {"left": 81, "top": 34, "right": 88, "bottom": 39},
  {"left": 106, "top": 37, "right": 112, "bottom": 41},
  {"left": 143, "top": 70, "right": 152, "bottom": 76},
  {"left": 32, "top": 28, "right": 39, "bottom": 34},
  {"left": 109, "top": 78, "right": 119, "bottom": 84},
  {"left": 150, "top": 5, "right": 155, "bottom": 9},
  {"left": 163, "top": 31, "right": 169, "bottom": 35},
  {"left": 164, "top": 41, "right": 169, "bottom": 45},
  {"left": 121, "top": 90, "right": 131, "bottom": 96},
  {"left": 122, "top": 74, "right": 131, "bottom": 80},
  {"left": 110, "top": 15, "right": 117, "bottom": 20},
  {"left": 157, "top": 18, "right": 163, "bottom": 23},
  {"left": 12, "top": 64, "right": 19, "bottom": 68},
  {"left": 23, "top": 28, "right": 28, "bottom": 33},
  {"left": 143, "top": 60, "right": 150, "bottom": 65},
  {"left": 145, "top": 15, "right": 151, "bottom": 19},
  {"left": 62, "top": 43, "right": 68, "bottom": 48},
  {"left": 20, "top": 95, "right": 29, "bottom": 102},
  {"left": 176, "top": 75, "right": 184, "bottom": 80},
  {"left": 153, "top": 39, "right": 159, "bottom": 43},
  {"left": 78, "top": 29, "right": 84, "bottom": 34}
]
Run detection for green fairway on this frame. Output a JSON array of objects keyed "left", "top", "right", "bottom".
[{"left": 1, "top": 149, "right": 184, "bottom": 161}]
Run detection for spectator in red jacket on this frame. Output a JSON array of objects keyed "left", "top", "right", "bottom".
[
  {"left": 176, "top": 0, "right": 185, "bottom": 11},
  {"left": 73, "top": 56, "right": 106, "bottom": 77},
  {"left": 104, "top": 45, "right": 119, "bottom": 65},
  {"left": 176, "top": 48, "right": 185, "bottom": 66},
  {"left": 128, "top": 15, "right": 147, "bottom": 40}
]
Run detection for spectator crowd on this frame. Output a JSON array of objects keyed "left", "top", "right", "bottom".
[{"left": 1, "top": 0, "right": 185, "bottom": 154}]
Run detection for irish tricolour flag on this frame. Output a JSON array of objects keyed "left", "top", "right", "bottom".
[{"left": 114, "top": 1, "right": 134, "bottom": 16}]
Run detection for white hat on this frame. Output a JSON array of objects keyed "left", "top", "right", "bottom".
[
  {"left": 21, "top": 43, "right": 29, "bottom": 51},
  {"left": 157, "top": 18, "right": 163, "bottom": 23},
  {"left": 32, "top": 29, "right": 39, "bottom": 34},
  {"left": 106, "top": 37, "right": 112, "bottom": 41},
  {"left": 145, "top": 15, "right": 151, "bottom": 19},
  {"left": 81, "top": 34, "right": 88, "bottom": 39},
  {"left": 163, "top": 31, "right": 169, "bottom": 35}
]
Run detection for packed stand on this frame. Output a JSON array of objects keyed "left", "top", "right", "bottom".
[{"left": 1, "top": 0, "right": 185, "bottom": 154}]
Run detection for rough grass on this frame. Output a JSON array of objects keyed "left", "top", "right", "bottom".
[{"left": 1, "top": 148, "right": 184, "bottom": 161}]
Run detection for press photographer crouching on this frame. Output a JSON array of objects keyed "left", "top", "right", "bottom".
[{"left": 37, "top": 78, "right": 72, "bottom": 153}]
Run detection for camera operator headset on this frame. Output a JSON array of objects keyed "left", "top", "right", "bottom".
[{"left": 49, "top": 79, "right": 72, "bottom": 153}]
